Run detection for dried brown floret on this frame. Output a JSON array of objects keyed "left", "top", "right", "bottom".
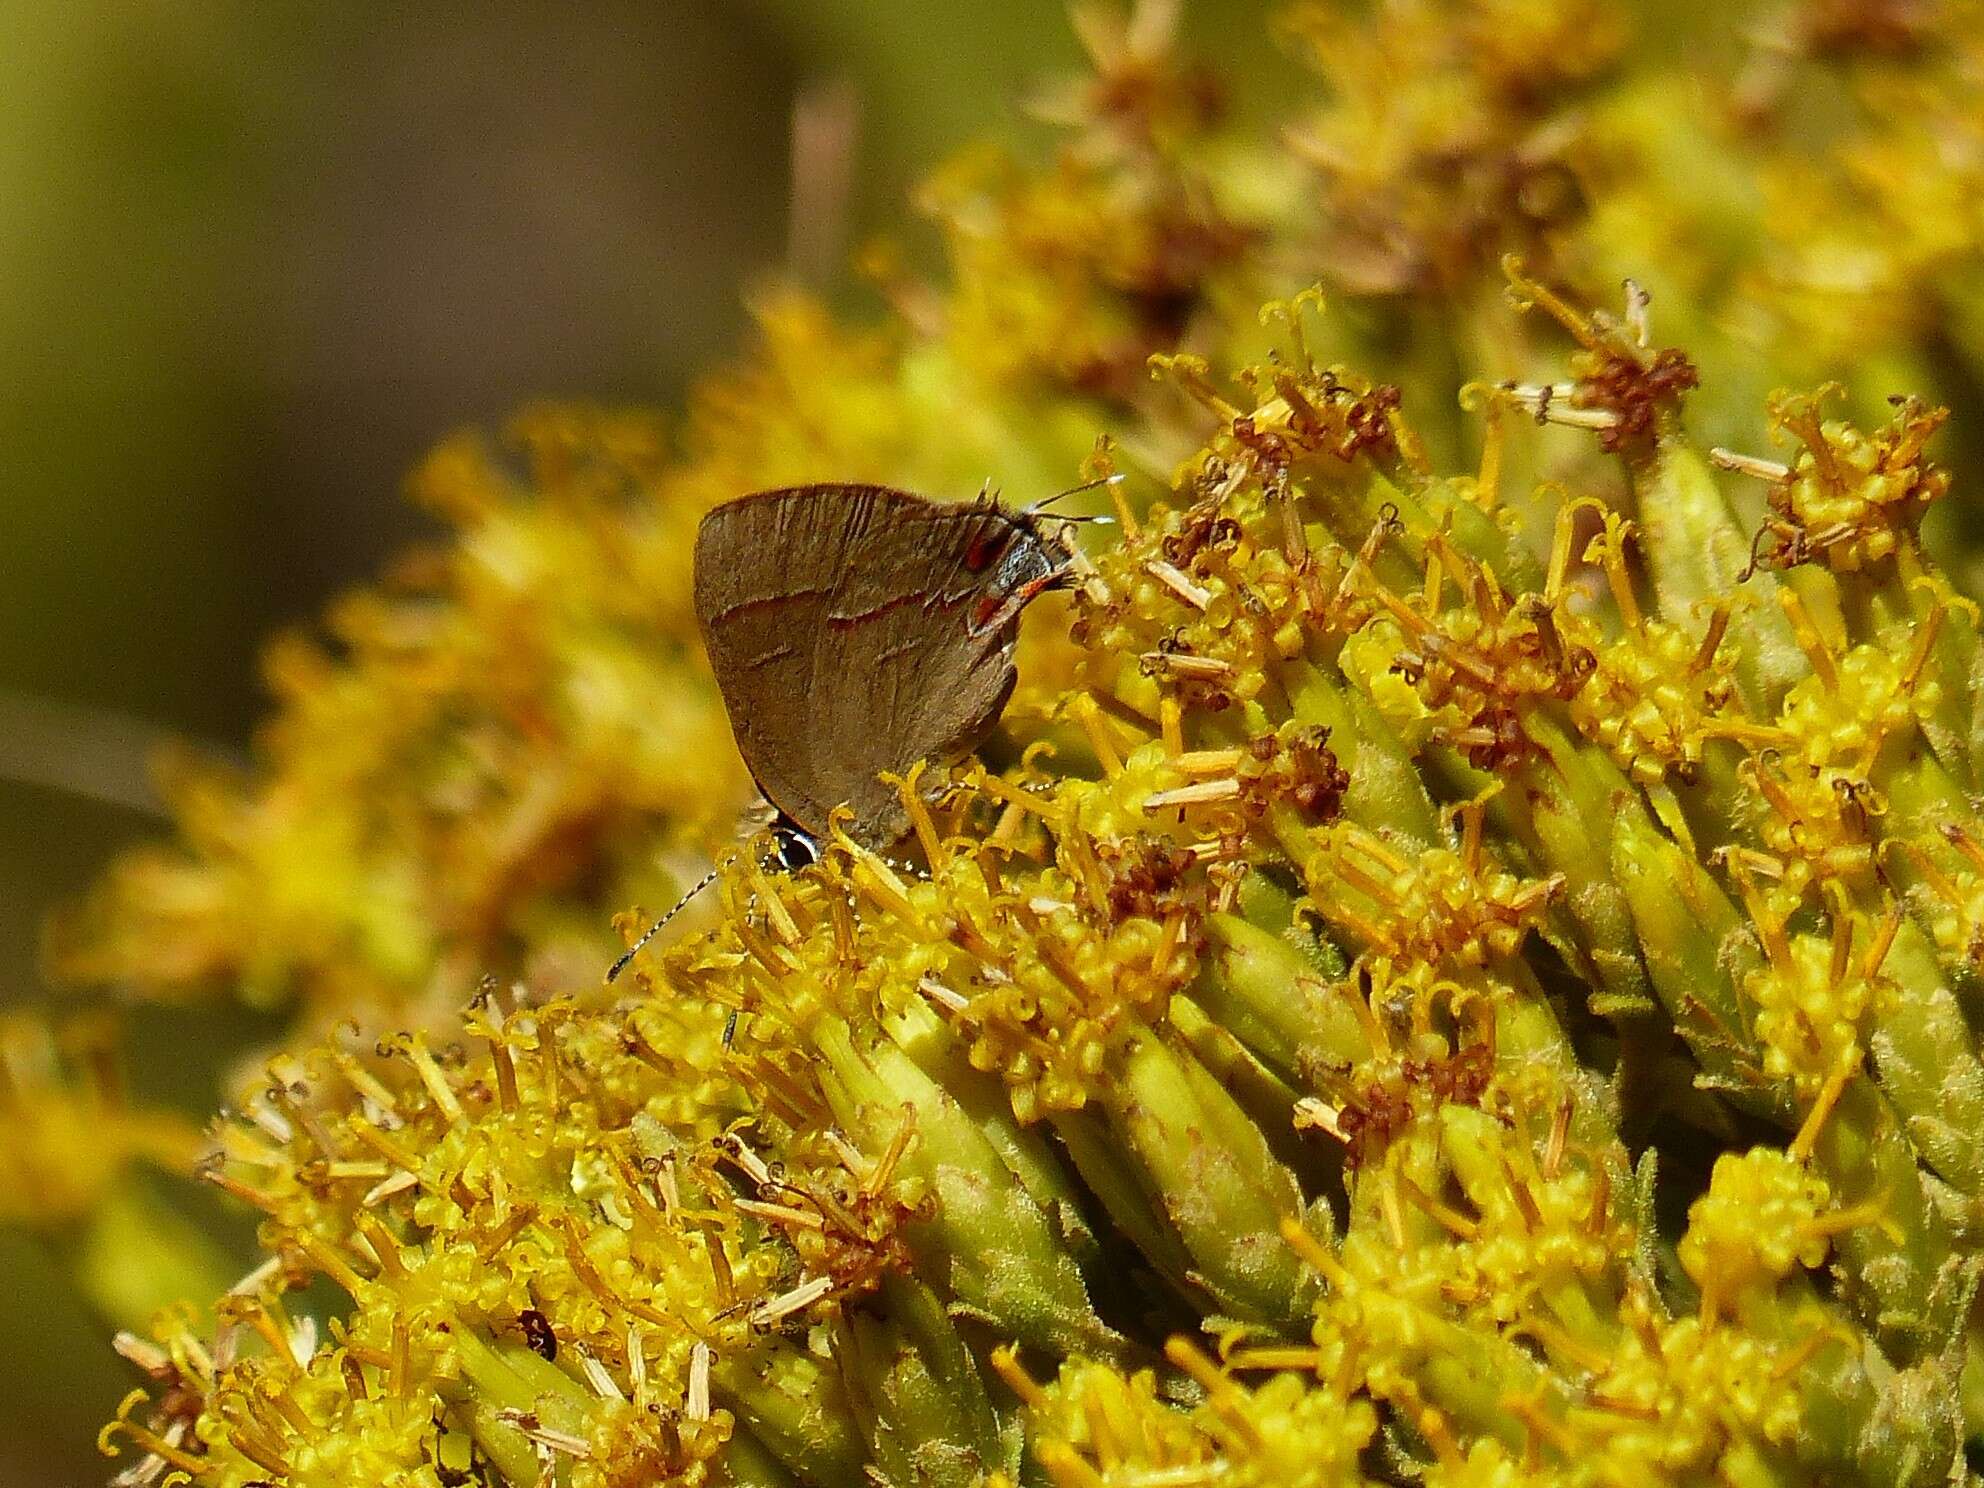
[
  {"left": 1239, "top": 726, "right": 1351, "bottom": 824},
  {"left": 1098, "top": 836, "right": 1205, "bottom": 924}
]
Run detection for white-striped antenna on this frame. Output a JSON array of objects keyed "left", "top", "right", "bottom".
[
  {"left": 605, "top": 866, "right": 721, "bottom": 984},
  {"left": 604, "top": 817, "right": 819, "bottom": 985}
]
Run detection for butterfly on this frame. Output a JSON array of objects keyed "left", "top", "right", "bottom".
[{"left": 607, "top": 479, "right": 1103, "bottom": 985}]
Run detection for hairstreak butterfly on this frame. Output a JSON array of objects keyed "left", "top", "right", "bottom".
[{"left": 607, "top": 480, "right": 1097, "bottom": 984}]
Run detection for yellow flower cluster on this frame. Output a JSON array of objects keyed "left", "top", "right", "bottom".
[
  {"left": 0, "top": 1012, "right": 202, "bottom": 1227},
  {"left": 47, "top": 1, "right": 1984, "bottom": 1487}
]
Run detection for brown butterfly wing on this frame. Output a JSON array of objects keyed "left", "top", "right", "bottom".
[{"left": 694, "top": 485, "right": 1029, "bottom": 847}]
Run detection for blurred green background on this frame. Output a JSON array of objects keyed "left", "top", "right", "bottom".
[{"left": 0, "top": 4, "right": 1292, "bottom": 1480}]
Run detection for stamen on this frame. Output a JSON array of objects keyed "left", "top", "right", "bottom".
[
  {"left": 362, "top": 1170, "right": 419, "bottom": 1207},
  {"left": 916, "top": 975, "right": 971, "bottom": 1014},
  {"left": 722, "top": 1134, "right": 774, "bottom": 1186},
  {"left": 1583, "top": 1392, "right": 1661, "bottom": 1422},
  {"left": 1687, "top": 604, "right": 1732, "bottom": 675},
  {"left": 353, "top": 1214, "right": 410, "bottom": 1281},
  {"left": 1708, "top": 448, "right": 1791, "bottom": 482},
  {"left": 1150, "top": 353, "right": 1241, "bottom": 420},
  {"left": 475, "top": 1204, "right": 538, "bottom": 1261},
  {"left": 1623, "top": 278, "right": 1651, "bottom": 347},
  {"left": 1173, "top": 748, "right": 1244, "bottom": 776},
  {"left": 289, "top": 1231, "right": 368, "bottom": 1294},
  {"left": 1140, "top": 650, "right": 1232, "bottom": 680},
  {"left": 1036, "top": 1441, "right": 1109, "bottom": 1488},
  {"left": 1221, "top": 1345, "right": 1324, "bottom": 1371},
  {"left": 1378, "top": 1174, "right": 1408, "bottom": 1251},
  {"left": 847, "top": 845, "right": 916, "bottom": 919},
  {"left": 1827, "top": 904, "right": 1854, "bottom": 990},
  {"left": 1145, "top": 559, "right": 1212, "bottom": 611},
  {"left": 1474, "top": 394, "right": 1505, "bottom": 512},
  {"left": 1144, "top": 778, "right": 1241, "bottom": 810},
  {"left": 1542, "top": 1093, "right": 1573, "bottom": 1181},
  {"left": 1277, "top": 1215, "right": 1351, "bottom": 1288},
  {"left": 1500, "top": 381, "right": 1622, "bottom": 431},
  {"left": 686, "top": 1341, "right": 712, "bottom": 1421},
  {"left": 1501, "top": 1157, "right": 1542, "bottom": 1231},
  {"left": 1163, "top": 1338, "right": 1264, "bottom": 1448},
  {"left": 1902, "top": 604, "right": 1946, "bottom": 691},
  {"left": 1778, "top": 588, "right": 1839, "bottom": 691},
  {"left": 1073, "top": 694, "right": 1125, "bottom": 776},
  {"left": 1789, "top": 1062, "right": 1854, "bottom": 1163},
  {"left": 988, "top": 1344, "right": 1046, "bottom": 1405},
  {"left": 894, "top": 762, "right": 948, "bottom": 870},
  {"left": 628, "top": 1327, "right": 650, "bottom": 1410},
  {"left": 328, "top": 1047, "right": 404, "bottom": 1125},
  {"left": 1396, "top": 1175, "right": 1480, "bottom": 1239},
  {"left": 242, "top": 1099, "right": 293, "bottom": 1144},
  {"left": 748, "top": 1274, "right": 833, "bottom": 1326},
  {"left": 575, "top": 1347, "right": 624, "bottom": 1401},
  {"left": 495, "top": 1412, "right": 592, "bottom": 1459},
  {"left": 397, "top": 1035, "right": 465, "bottom": 1125}
]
